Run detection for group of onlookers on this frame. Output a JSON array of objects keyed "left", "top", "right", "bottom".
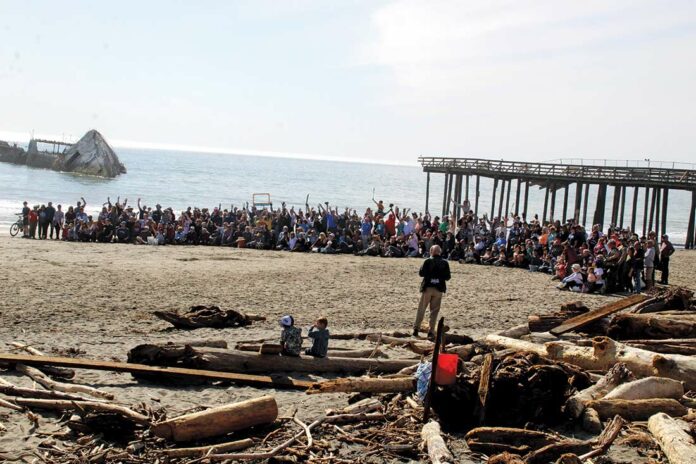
[{"left": 19, "top": 196, "right": 675, "bottom": 293}]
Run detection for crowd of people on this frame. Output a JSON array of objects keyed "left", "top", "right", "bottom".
[{"left": 18, "top": 196, "right": 676, "bottom": 294}]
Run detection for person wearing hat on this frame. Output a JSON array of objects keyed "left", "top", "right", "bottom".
[
  {"left": 659, "top": 235, "right": 675, "bottom": 285},
  {"left": 413, "top": 244, "right": 451, "bottom": 339},
  {"left": 559, "top": 263, "right": 584, "bottom": 291},
  {"left": 279, "top": 315, "right": 302, "bottom": 357}
]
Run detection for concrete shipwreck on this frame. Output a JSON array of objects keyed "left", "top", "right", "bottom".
[{"left": 0, "top": 129, "right": 126, "bottom": 178}]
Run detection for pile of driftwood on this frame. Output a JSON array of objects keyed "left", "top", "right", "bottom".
[
  {"left": 1, "top": 288, "right": 696, "bottom": 463},
  {"left": 154, "top": 305, "right": 266, "bottom": 329}
]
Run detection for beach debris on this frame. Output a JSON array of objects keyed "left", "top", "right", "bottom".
[
  {"left": 549, "top": 293, "right": 647, "bottom": 335},
  {"left": 527, "top": 301, "right": 589, "bottom": 333},
  {"left": 153, "top": 305, "right": 265, "bottom": 329},
  {"left": 483, "top": 334, "right": 696, "bottom": 390},
  {"left": 15, "top": 363, "right": 114, "bottom": 400},
  {"left": 602, "top": 376, "right": 685, "bottom": 401},
  {"left": 151, "top": 395, "right": 278, "bottom": 442},
  {"left": 633, "top": 287, "right": 694, "bottom": 314},
  {"left": 237, "top": 342, "right": 387, "bottom": 358},
  {"left": 159, "top": 438, "right": 255, "bottom": 458},
  {"left": 421, "top": 420, "right": 453, "bottom": 464},
  {"left": 608, "top": 311, "right": 696, "bottom": 340},
  {"left": 647, "top": 412, "right": 696, "bottom": 464},
  {"left": 129, "top": 343, "right": 416, "bottom": 375},
  {"left": 565, "top": 362, "right": 634, "bottom": 418},
  {"left": 10, "top": 342, "right": 75, "bottom": 379},
  {"left": 586, "top": 398, "right": 688, "bottom": 421},
  {"left": 0, "top": 352, "right": 312, "bottom": 389},
  {"left": 307, "top": 376, "right": 415, "bottom": 394}
]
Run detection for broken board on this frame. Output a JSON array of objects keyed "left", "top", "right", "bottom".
[{"left": 549, "top": 294, "right": 647, "bottom": 336}]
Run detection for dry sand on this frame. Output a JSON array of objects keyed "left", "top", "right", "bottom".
[{"left": 0, "top": 235, "right": 694, "bottom": 457}]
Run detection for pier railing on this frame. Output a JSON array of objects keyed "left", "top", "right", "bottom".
[{"left": 418, "top": 156, "right": 696, "bottom": 190}]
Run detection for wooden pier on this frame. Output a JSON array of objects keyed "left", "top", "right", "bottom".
[{"left": 419, "top": 157, "right": 696, "bottom": 248}]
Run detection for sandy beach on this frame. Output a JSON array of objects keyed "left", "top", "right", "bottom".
[{"left": 1, "top": 236, "right": 695, "bottom": 457}]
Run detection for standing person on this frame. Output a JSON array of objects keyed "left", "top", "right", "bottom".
[
  {"left": 413, "top": 245, "right": 451, "bottom": 339},
  {"left": 38, "top": 205, "right": 48, "bottom": 239},
  {"left": 44, "top": 202, "right": 55, "bottom": 239},
  {"left": 51, "top": 204, "right": 64, "bottom": 240},
  {"left": 21, "top": 201, "right": 30, "bottom": 238},
  {"left": 632, "top": 241, "right": 645, "bottom": 294},
  {"left": 644, "top": 239, "right": 656, "bottom": 290},
  {"left": 28, "top": 206, "right": 39, "bottom": 239},
  {"left": 659, "top": 235, "right": 675, "bottom": 285}
]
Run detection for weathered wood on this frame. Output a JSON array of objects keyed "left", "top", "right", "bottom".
[
  {"left": 550, "top": 294, "right": 647, "bottom": 335},
  {"left": 647, "top": 412, "right": 696, "bottom": 464},
  {"left": 482, "top": 335, "right": 696, "bottom": 390},
  {"left": 578, "top": 415, "right": 626, "bottom": 460},
  {"left": 0, "top": 353, "right": 312, "bottom": 390},
  {"left": 187, "top": 347, "right": 416, "bottom": 375},
  {"left": 5, "top": 398, "right": 151, "bottom": 425},
  {"left": 524, "top": 441, "right": 593, "bottom": 464},
  {"left": 488, "top": 452, "right": 526, "bottom": 464},
  {"left": 465, "top": 427, "right": 560, "bottom": 451},
  {"left": 328, "top": 398, "right": 383, "bottom": 416},
  {"left": 306, "top": 376, "right": 414, "bottom": 394},
  {"left": 603, "top": 377, "right": 684, "bottom": 401},
  {"left": 608, "top": 312, "right": 696, "bottom": 340},
  {"left": 154, "top": 306, "right": 264, "bottom": 329},
  {"left": 581, "top": 408, "right": 602, "bottom": 434},
  {"left": 565, "top": 363, "right": 634, "bottom": 418},
  {"left": 477, "top": 353, "right": 493, "bottom": 423},
  {"left": 238, "top": 343, "right": 383, "bottom": 359},
  {"left": 16, "top": 364, "right": 113, "bottom": 400},
  {"left": 160, "top": 438, "right": 254, "bottom": 458},
  {"left": 0, "top": 377, "right": 94, "bottom": 402},
  {"left": 422, "top": 420, "right": 453, "bottom": 464},
  {"left": 152, "top": 396, "right": 278, "bottom": 442},
  {"left": 10, "top": 342, "right": 76, "bottom": 379},
  {"left": 586, "top": 398, "right": 687, "bottom": 421}
]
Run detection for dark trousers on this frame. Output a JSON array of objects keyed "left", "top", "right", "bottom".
[
  {"left": 39, "top": 222, "right": 49, "bottom": 239},
  {"left": 50, "top": 222, "right": 60, "bottom": 239},
  {"left": 660, "top": 257, "right": 670, "bottom": 284}
]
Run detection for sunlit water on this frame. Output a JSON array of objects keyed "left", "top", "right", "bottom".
[{"left": 0, "top": 148, "right": 691, "bottom": 243}]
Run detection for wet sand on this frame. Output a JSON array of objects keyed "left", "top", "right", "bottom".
[{"left": 0, "top": 236, "right": 694, "bottom": 456}]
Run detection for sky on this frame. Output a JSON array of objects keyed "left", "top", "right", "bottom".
[{"left": 1, "top": 0, "right": 695, "bottom": 165}]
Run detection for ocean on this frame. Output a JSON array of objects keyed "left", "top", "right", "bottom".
[{"left": 0, "top": 148, "right": 692, "bottom": 244}]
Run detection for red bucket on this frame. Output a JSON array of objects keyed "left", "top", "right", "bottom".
[{"left": 434, "top": 353, "right": 458, "bottom": 385}]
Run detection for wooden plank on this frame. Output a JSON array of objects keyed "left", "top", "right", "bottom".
[
  {"left": 477, "top": 353, "right": 494, "bottom": 424},
  {"left": 0, "top": 353, "right": 312, "bottom": 390},
  {"left": 549, "top": 294, "right": 647, "bottom": 336}
]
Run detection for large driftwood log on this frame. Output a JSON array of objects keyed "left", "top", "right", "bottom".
[
  {"left": 603, "top": 376, "right": 684, "bottom": 400},
  {"left": 175, "top": 347, "right": 416, "bottom": 375},
  {"left": 160, "top": 438, "right": 254, "bottom": 458},
  {"left": 608, "top": 312, "right": 696, "bottom": 340},
  {"left": 154, "top": 305, "right": 265, "bottom": 329},
  {"left": 465, "top": 427, "right": 560, "bottom": 452},
  {"left": 483, "top": 335, "right": 696, "bottom": 390},
  {"left": 647, "top": 412, "right": 696, "bottom": 464},
  {"left": 550, "top": 294, "right": 647, "bottom": 335},
  {"left": 16, "top": 364, "right": 114, "bottom": 400},
  {"left": 6, "top": 398, "right": 150, "bottom": 425},
  {"left": 306, "top": 376, "right": 414, "bottom": 394},
  {"left": 152, "top": 396, "right": 278, "bottom": 442},
  {"left": 422, "top": 420, "right": 453, "bottom": 464},
  {"left": 586, "top": 398, "right": 688, "bottom": 421},
  {"left": 581, "top": 408, "right": 602, "bottom": 434},
  {"left": 565, "top": 363, "right": 634, "bottom": 418}
]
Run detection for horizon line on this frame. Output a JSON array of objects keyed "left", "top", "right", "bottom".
[{"left": 0, "top": 129, "right": 419, "bottom": 168}]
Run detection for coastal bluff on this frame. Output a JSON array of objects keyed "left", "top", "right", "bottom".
[{"left": 0, "top": 129, "right": 126, "bottom": 178}]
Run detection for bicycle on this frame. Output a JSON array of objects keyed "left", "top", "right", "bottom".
[{"left": 10, "top": 214, "right": 25, "bottom": 237}]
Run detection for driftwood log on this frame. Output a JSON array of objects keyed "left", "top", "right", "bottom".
[
  {"left": 16, "top": 364, "right": 114, "bottom": 400},
  {"left": 465, "top": 427, "right": 560, "bottom": 455},
  {"left": 608, "top": 312, "right": 696, "bottom": 340},
  {"left": 528, "top": 301, "right": 588, "bottom": 333},
  {"left": 586, "top": 398, "right": 688, "bottom": 421},
  {"left": 306, "top": 376, "right": 414, "bottom": 394},
  {"left": 603, "top": 376, "right": 684, "bottom": 400},
  {"left": 421, "top": 420, "right": 453, "bottom": 464},
  {"left": 2, "top": 398, "right": 151, "bottom": 425},
  {"left": 0, "top": 377, "right": 94, "bottom": 402},
  {"left": 154, "top": 305, "right": 265, "bottom": 329},
  {"left": 483, "top": 335, "right": 696, "bottom": 390},
  {"left": 131, "top": 345, "right": 416, "bottom": 375},
  {"left": 160, "top": 438, "right": 255, "bottom": 458},
  {"left": 239, "top": 343, "right": 385, "bottom": 359},
  {"left": 565, "top": 363, "right": 634, "bottom": 418},
  {"left": 9, "top": 343, "right": 75, "bottom": 379},
  {"left": 550, "top": 294, "right": 647, "bottom": 335},
  {"left": 647, "top": 412, "right": 696, "bottom": 464},
  {"left": 152, "top": 395, "right": 278, "bottom": 442}
]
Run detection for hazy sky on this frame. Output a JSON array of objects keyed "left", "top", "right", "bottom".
[{"left": 1, "top": 1, "right": 695, "bottom": 164}]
